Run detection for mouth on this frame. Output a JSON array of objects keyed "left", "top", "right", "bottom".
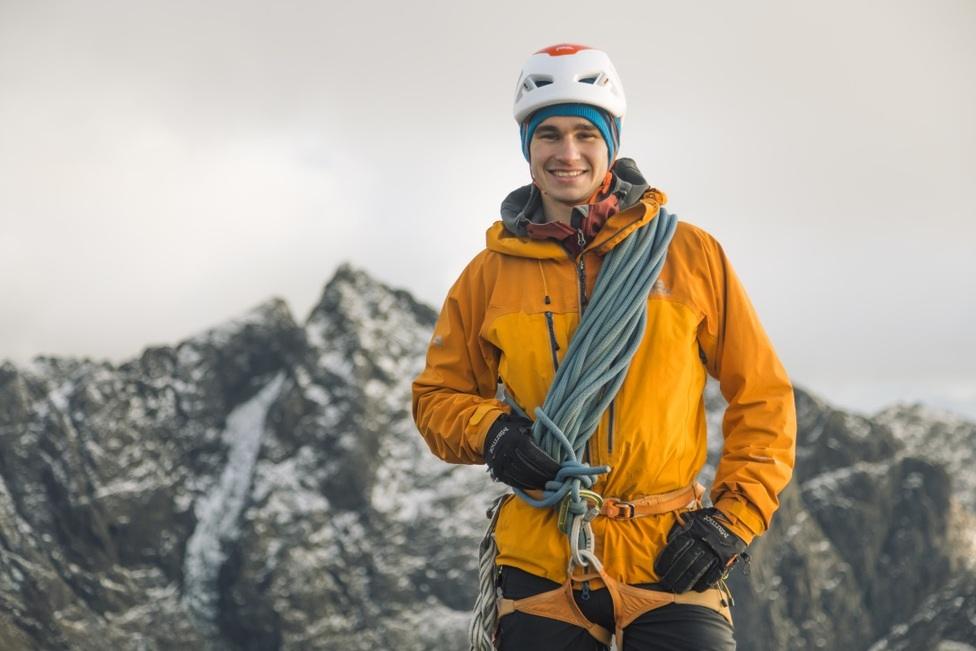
[{"left": 547, "top": 169, "right": 588, "bottom": 179}]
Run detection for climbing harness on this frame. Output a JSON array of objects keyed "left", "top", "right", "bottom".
[
  {"left": 495, "top": 482, "right": 733, "bottom": 647},
  {"left": 470, "top": 206, "right": 734, "bottom": 649},
  {"left": 472, "top": 483, "right": 734, "bottom": 649}
]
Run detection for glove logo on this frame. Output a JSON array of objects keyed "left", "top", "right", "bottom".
[
  {"left": 488, "top": 427, "right": 509, "bottom": 456},
  {"left": 703, "top": 514, "right": 730, "bottom": 540}
]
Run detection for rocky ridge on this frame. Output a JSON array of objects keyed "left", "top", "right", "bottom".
[{"left": 0, "top": 264, "right": 973, "bottom": 650}]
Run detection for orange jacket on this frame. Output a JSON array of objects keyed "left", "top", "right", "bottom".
[{"left": 412, "top": 187, "right": 796, "bottom": 586}]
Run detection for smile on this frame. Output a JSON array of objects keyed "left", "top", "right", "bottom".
[{"left": 548, "top": 170, "right": 587, "bottom": 178}]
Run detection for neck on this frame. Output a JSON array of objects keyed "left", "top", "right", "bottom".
[{"left": 540, "top": 194, "right": 576, "bottom": 226}]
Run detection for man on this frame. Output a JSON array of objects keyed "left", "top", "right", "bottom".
[{"left": 413, "top": 43, "right": 796, "bottom": 650}]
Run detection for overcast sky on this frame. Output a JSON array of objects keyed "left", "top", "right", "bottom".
[{"left": 1, "top": 0, "right": 974, "bottom": 417}]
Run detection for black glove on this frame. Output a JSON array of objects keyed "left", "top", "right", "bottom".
[
  {"left": 482, "top": 414, "right": 561, "bottom": 491},
  {"left": 653, "top": 507, "right": 747, "bottom": 593}
]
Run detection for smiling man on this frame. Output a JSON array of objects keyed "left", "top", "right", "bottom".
[{"left": 413, "top": 44, "right": 796, "bottom": 650}]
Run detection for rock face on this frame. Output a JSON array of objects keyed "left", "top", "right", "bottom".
[
  {"left": 725, "top": 390, "right": 976, "bottom": 651},
  {"left": 0, "top": 264, "right": 973, "bottom": 650}
]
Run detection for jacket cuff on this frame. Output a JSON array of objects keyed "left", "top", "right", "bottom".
[
  {"left": 713, "top": 496, "right": 765, "bottom": 545},
  {"left": 469, "top": 405, "right": 509, "bottom": 461}
]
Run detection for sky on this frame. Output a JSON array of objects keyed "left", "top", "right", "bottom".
[{"left": 1, "top": 0, "right": 974, "bottom": 418}]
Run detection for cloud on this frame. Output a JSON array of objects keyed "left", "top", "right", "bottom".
[
  {"left": 1, "top": 0, "right": 974, "bottom": 417},
  {"left": 0, "top": 97, "right": 351, "bottom": 360}
]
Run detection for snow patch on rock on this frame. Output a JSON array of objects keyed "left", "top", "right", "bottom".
[{"left": 182, "top": 373, "right": 285, "bottom": 635}]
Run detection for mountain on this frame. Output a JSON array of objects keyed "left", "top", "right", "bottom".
[
  {"left": 1, "top": 264, "right": 973, "bottom": 650},
  {"left": 722, "top": 391, "right": 976, "bottom": 651}
]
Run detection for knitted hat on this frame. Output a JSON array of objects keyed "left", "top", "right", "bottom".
[{"left": 520, "top": 103, "right": 621, "bottom": 162}]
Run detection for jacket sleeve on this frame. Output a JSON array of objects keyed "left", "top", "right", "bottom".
[
  {"left": 412, "top": 256, "right": 510, "bottom": 465},
  {"left": 696, "top": 232, "right": 797, "bottom": 544}
]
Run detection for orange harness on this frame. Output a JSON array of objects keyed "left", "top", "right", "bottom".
[{"left": 496, "top": 483, "right": 733, "bottom": 647}]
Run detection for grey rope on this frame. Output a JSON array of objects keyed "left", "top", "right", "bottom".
[
  {"left": 514, "top": 207, "right": 677, "bottom": 558},
  {"left": 469, "top": 495, "right": 506, "bottom": 651}
]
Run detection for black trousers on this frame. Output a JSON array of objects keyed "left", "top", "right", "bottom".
[{"left": 497, "top": 566, "right": 736, "bottom": 651}]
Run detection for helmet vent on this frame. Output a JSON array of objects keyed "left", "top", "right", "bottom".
[
  {"left": 579, "top": 75, "right": 599, "bottom": 85},
  {"left": 524, "top": 75, "right": 554, "bottom": 91}
]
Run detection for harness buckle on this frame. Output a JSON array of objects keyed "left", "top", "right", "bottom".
[{"left": 604, "top": 498, "right": 636, "bottom": 519}]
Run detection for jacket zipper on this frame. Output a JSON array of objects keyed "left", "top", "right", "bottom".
[
  {"left": 543, "top": 295, "right": 560, "bottom": 372},
  {"left": 576, "top": 235, "right": 588, "bottom": 316},
  {"left": 576, "top": 229, "right": 591, "bottom": 463},
  {"left": 608, "top": 400, "right": 615, "bottom": 455}
]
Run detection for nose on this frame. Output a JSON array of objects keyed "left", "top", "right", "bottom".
[{"left": 554, "top": 136, "right": 581, "bottom": 161}]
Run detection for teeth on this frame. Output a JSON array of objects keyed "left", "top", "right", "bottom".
[{"left": 551, "top": 170, "right": 584, "bottom": 177}]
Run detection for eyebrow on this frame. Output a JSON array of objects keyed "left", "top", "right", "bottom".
[{"left": 535, "top": 122, "right": 601, "bottom": 135}]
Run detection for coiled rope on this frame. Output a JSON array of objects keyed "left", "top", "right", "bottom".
[{"left": 469, "top": 206, "right": 678, "bottom": 650}]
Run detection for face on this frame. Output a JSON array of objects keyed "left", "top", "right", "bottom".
[{"left": 529, "top": 116, "right": 610, "bottom": 208}]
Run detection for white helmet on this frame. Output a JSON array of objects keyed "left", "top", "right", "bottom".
[{"left": 513, "top": 44, "right": 626, "bottom": 124}]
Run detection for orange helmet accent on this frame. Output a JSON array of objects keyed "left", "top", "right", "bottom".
[{"left": 535, "top": 43, "right": 592, "bottom": 57}]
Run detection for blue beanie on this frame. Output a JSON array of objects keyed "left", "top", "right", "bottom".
[{"left": 520, "top": 103, "right": 621, "bottom": 162}]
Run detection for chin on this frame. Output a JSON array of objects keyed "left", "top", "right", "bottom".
[{"left": 555, "top": 191, "right": 590, "bottom": 205}]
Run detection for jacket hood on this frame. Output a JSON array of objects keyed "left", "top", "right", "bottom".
[{"left": 500, "top": 157, "right": 651, "bottom": 238}]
